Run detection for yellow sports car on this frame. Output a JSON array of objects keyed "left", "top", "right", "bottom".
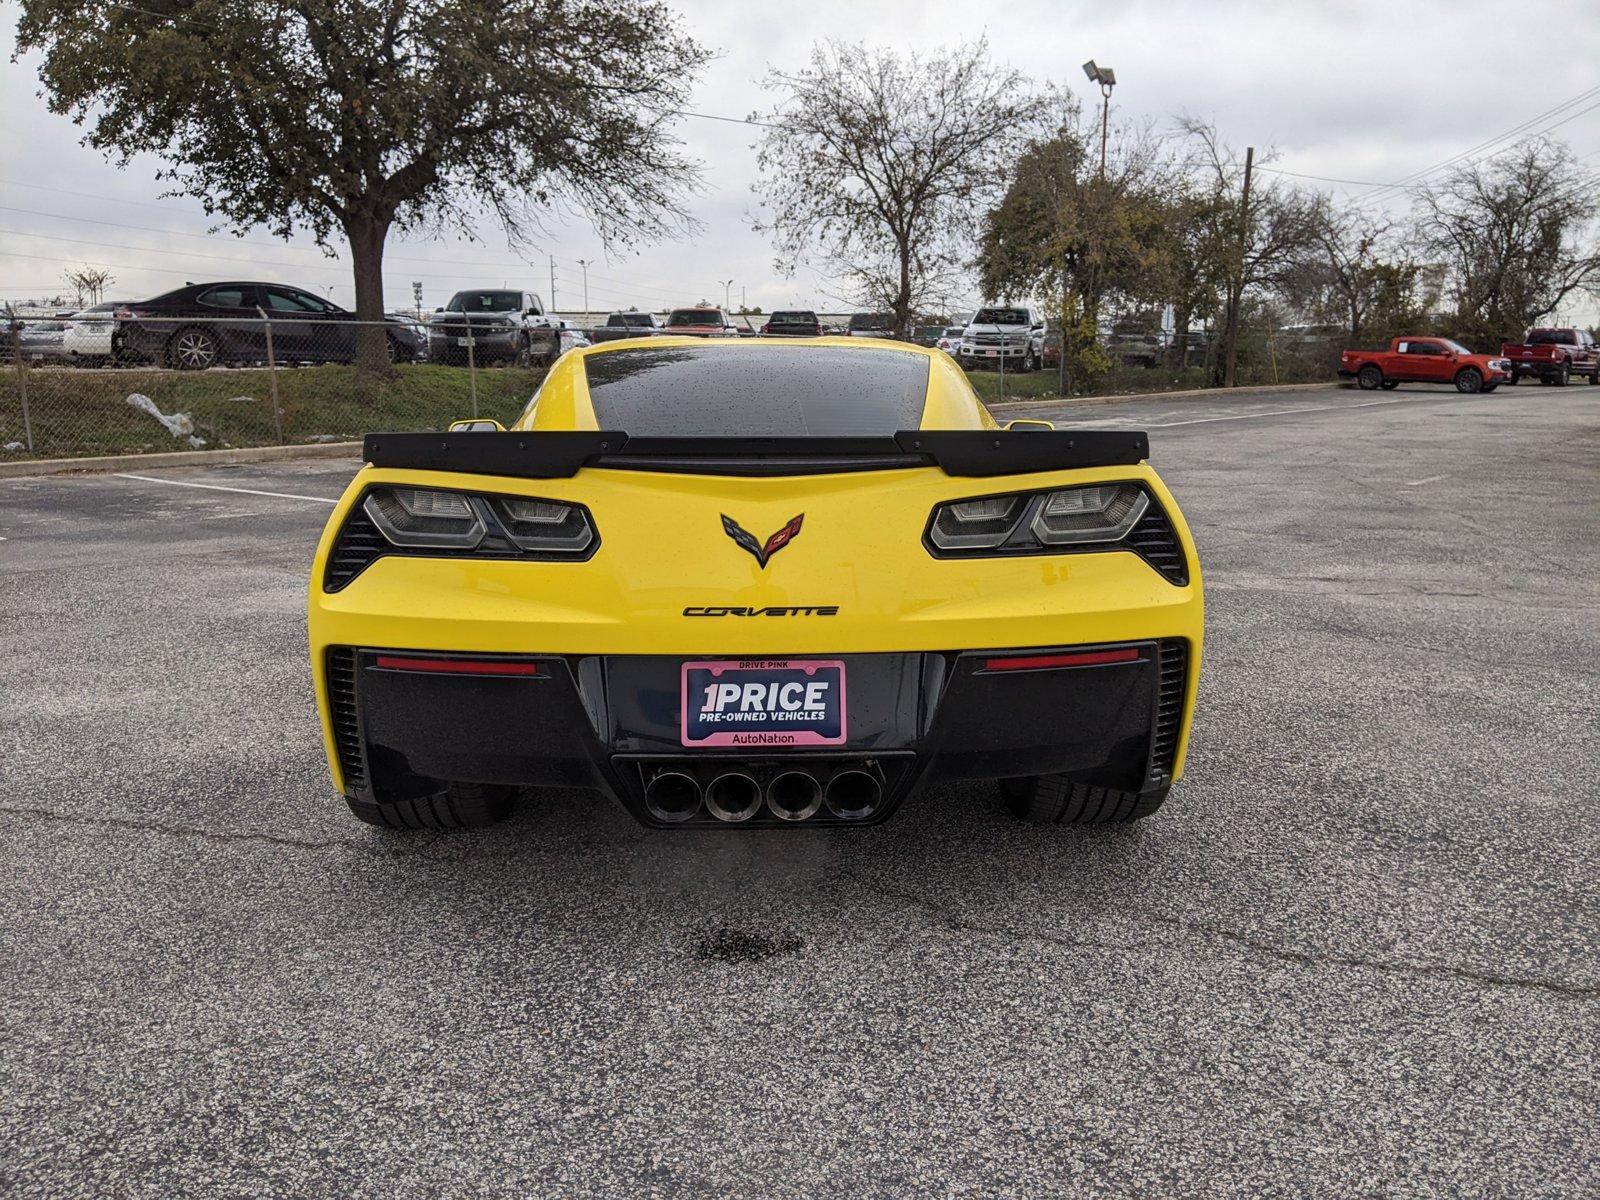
[{"left": 308, "top": 337, "right": 1202, "bottom": 830}]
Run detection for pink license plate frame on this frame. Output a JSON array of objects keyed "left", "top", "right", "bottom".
[{"left": 680, "top": 659, "right": 848, "bottom": 748}]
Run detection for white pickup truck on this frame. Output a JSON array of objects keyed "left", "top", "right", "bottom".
[{"left": 958, "top": 305, "right": 1046, "bottom": 372}]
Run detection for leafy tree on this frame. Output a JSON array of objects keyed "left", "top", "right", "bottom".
[
  {"left": 753, "top": 38, "right": 1047, "bottom": 337},
  {"left": 977, "top": 102, "right": 1178, "bottom": 391},
  {"left": 17, "top": 0, "right": 707, "bottom": 367},
  {"left": 1414, "top": 138, "right": 1600, "bottom": 342}
]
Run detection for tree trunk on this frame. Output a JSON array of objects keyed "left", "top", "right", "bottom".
[
  {"left": 345, "top": 215, "right": 393, "bottom": 374},
  {"left": 895, "top": 234, "right": 913, "bottom": 340}
]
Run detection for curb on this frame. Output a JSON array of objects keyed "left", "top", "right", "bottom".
[
  {"left": 0, "top": 440, "right": 363, "bottom": 480},
  {"left": 989, "top": 380, "right": 1343, "bottom": 413}
]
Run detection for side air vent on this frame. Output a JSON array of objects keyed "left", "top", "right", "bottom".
[
  {"left": 325, "top": 648, "right": 367, "bottom": 794},
  {"left": 1151, "top": 638, "right": 1188, "bottom": 777},
  {"left": 323, "top": 509, "right": 387, "bottom": 592},
  {"left": 1128, "top": 501, "right": 1189, "bottom": 585}
]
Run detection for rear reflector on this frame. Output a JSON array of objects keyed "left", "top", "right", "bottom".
[
  {"left": 982, "top": 648, "right": 1142, "bottom": 672},
  {"left": 373, "top": 655, "right": 543, "bottom": 677}
]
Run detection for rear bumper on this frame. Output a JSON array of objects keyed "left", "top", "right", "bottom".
[{"left": 323, "top": 640, "right": 1192, "bottom": 828}]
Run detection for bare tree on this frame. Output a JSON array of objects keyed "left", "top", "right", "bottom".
[
  {"left": 1278, "top": 204, "right": 1426, "bottom": 341},
  {"left": 754, "top": 39, "right": 1047, "bottom": 336},
  {"left": 1414, "top": 138, "right": 1600, "bottom": 340},
  {"left": 62, "top": 265, "right": 115, "bottom": 307},
  {"left": 1174, "top": 117, "right": 1323, "bottom": 381}
]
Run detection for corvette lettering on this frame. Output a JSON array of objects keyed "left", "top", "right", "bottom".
[{"left": 683, "top": 605, "right": 840, "bottom": 617}]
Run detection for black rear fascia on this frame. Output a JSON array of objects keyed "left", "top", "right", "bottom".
[{"left": 362, "top": 429, "right": 1149, "bottom": 479}]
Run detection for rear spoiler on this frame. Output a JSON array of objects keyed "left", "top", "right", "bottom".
[{"left": 361, "top": 429, "right": 1149, "bottom": 479}]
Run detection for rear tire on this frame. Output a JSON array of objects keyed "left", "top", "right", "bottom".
[
  {"left": 1357, "top": 364, "right": 1382, "bottom": 390},
  {"left": 1552, "top": 363, "right": 1569, "bottom": 387},
  {"left": 1001, "top": 776, "right": 1168, "bottom": 825},
  {"left": 345, "top": 781, "right": 517, "bottom": 830},
  {"left": 1454, "top": 367, "right": 1483, "bottom": 394},
  {"left": 166, "top": 326, "right": 220, "bottom": 370}
]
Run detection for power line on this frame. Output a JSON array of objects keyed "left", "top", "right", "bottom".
[{"left": 1350, "top": 85, "right": 1600, "bottom": 206}]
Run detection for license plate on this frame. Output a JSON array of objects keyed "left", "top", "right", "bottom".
[
  {"left": 456, "top": 336, "right": 475, "bottom": 346},
  {"left": 984, "top": 350, "right": 998, "bottom": 357},
  {"left": 681, "top": 659, "right": 846, "bottom": 747}
]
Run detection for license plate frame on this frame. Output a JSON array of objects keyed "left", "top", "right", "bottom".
[{"left": 680, "top": 659, "right": 847, "bottom": 748}]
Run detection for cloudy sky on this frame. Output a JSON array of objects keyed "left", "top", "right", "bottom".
[{"left": 3, "top": 0, "right": 1597, "bottom": 320}]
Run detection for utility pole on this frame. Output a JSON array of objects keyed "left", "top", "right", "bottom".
[
  {"left": 576, "top": 259, "right": 590, "bottom": 325},
  {"left": 1222, "top": 145, "right": 1254, "bottom": 389},
  {"left": 548, "top": 254, "right": 558, "bottom": 313},
  {"left": 720, "top": 278, "right": 734, "bottom": 313}
]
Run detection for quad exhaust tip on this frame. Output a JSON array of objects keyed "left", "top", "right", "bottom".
[
  {"left": 766, "top": 771, "right": 824, "bottom": 822},
  {"left": 644, "top": 770, "right": 701, "bottom": 823},
  {"left": 704, "top": 771, "right": 763, "bottom": 823},
  {"left": 825, "top": 769, "right": 883, "bottom": 820}
]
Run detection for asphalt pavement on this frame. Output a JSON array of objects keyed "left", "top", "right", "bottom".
[{"left": 2, "top": 383, "right": 1596, "bottom": 1197}]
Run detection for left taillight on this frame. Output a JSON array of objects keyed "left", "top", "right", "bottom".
[
  {"left": 363, "top": 487, "right": 486, "bottom": 548},
  {"left": 329, "top": 485, "right": 599, "bottom": 590}
]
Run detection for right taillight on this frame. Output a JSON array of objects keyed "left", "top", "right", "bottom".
[{"left": 927, "top": 483, "right": 1152, "bottom": 555}]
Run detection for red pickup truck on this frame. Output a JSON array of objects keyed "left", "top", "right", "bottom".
[
  {"left": 1499, "top": 328, "right": 1600, "bottom": 386},
  {"left": 1338, "top": 337, "right": 1511, "bottom": 394}
]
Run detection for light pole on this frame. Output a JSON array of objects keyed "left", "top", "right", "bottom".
[
  {"left": 1082, "top": 60, "right": 1116, "bottom": 176},
  {"left": 720, "top": 278, "right": 734, "bottom": 313},
  {"left": 576, "top": 258, "right": 591, "bottom": 325}
]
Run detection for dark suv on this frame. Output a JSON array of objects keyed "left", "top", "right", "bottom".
[
  {"left": 117, "top": 282, "right": 423, "bottom": 369},
  {"left": 760, "top": 310, "right": 822, "bottom": 337},
  {"left": 846, "top": 312, "right": 895, "bottom": 339}
]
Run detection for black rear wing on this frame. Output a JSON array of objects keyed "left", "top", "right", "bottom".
[{"left": 362, "top": 429, "right": 1149, "bottom": 479}]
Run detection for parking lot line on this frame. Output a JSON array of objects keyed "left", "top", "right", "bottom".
[{"left": 113, "top": 473, "right": 339, "bottom": 504}]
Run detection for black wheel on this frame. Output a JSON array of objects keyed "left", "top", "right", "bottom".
[
  {"left": 1357, "top": 364, "right": 1383, "bottom": 390},
  {"left": 1551, "top": 362, "right": 1569, "bottom": 387},
  {"left": 166, "top": 326, "right": 220, "bottom": 370},
  {"left": 385, "top": 334, "right": 412, "bottom": 364},
  {"left": 1381, "top": 380, "right": 1400, "bottom": 390},
  {"left": 1454, "top": 367, "right": 1483, "bottom": 394},
  {"left": 1507, "top": 372, "right": 1520, "bottom": 386},
  {"left": 344, "top": 781, "right": 517, "bottom": 830},
  {"left": 1001, "top": 776, "right": 1168, "bottom": 825},
  {"left": 1590, "top": 367, "right": 1600, "bottom": 384},
  {"left": 513, "top": 335, "right": 533, "bottom": 368}
]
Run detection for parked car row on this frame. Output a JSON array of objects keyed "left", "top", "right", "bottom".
[
  {"left": 571, "top": 305, "right": 1053, "bottom": 373},
  {"left": 1339, "top": 327, "right": 1600, "bottom": 394}
]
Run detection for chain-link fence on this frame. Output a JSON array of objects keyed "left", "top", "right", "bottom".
[
  {"left": 1, "top": 312, "right": 566, "bottom": 459},
  {"left": 1, "top": 308, "right": 1355, "bottom": 459}
]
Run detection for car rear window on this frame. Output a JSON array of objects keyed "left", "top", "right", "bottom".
[
  {"left": 668, "top": 309, "right": 722, "bottom": 326},
  {"left": 1528, "top": 329, "right": 1575, "bottom": 345},
  {"left": 848, "top": 313, "right": 892, "bottom": 330},
  {"left": 770, "top": 311, "right": 816, "bottom": 322},
  {"left": 583, "top": 344, "right": 929, "bottom": 435}
]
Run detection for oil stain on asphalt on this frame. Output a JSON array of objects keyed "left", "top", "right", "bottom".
[{"left": 693, "top": 925, "right": 806, "bottom": 963}]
